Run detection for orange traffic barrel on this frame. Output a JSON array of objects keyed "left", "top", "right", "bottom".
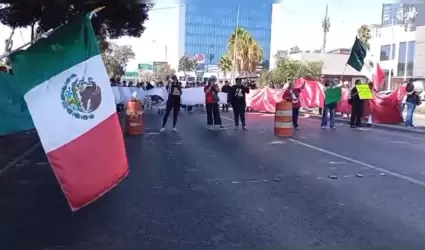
[
  {"left": 125, "top": 99, "right": 144, "bottom": 135},
  {"left": 274, "top": 100, "right": 293, "bottom": 137}
]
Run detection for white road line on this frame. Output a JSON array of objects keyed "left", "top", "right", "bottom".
[
  {"left": 221, "top": 115, "right": 425, "bottom": 188},
  {"left": 289, "top": 138, "right": 425, "bottom": 188},
  {"left": 0, "top": 143, "right": 41, "bottom": 176},
  {"left": 221, "top": 116, "right": 234, "bottom": 122}
]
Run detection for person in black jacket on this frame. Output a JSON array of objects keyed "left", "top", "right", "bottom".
[
  {"left": 160, "top": 75, "right": 182, "bottom": 132},
  {"left": 229, "top": 77, "right": 250, "bottom": 130},
  {"left": 349, "top": 80, "right": 364, "bottom": 128},
  {"left": 221, "top": 80, "right": 231, "bottom": 112}
]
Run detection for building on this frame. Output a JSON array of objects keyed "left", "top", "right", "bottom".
[
  {"left": 369, "top": 24, "right": 382, "bottom": 38},
  {"left": 414, "top": 4, "right": 425, "bottom": 77},
  {"left": 368, "top": 24, "right": 416, "bottom": 89},
  {"left": 177, "top": 0, "right": 273, "bottom": 68},
  {"left": 327, "top": 48, "right": 351, "bottom": 55},
  {"left": 381, "top": 3, "right": 416, "bottom": 28},
  {"left": 287, "top": 53, "right": 367, "bottom": 84}
]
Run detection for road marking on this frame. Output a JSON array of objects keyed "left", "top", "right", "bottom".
[
  {"left": 289, "top": 138, "right": 425, "bottom": 188},
  {"left": 221, "top": 116, "right": 233, "bottom": 122},
  {"left": 0, "top": 143, "right": 41, "bottom": 176},
  {"left": 220, "top": 115, "right": 425, "bottom": 187}
]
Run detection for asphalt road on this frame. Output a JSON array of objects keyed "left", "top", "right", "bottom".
[{"left": 2, "top": 111, "right": 425, "bottom": 249}]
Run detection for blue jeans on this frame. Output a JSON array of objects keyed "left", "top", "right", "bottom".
[
  {"left": 405, "top": 102, "right": 416, "bottom": 127},
  {"left": 321, "top": 106, "right": 336, "bottom": 127},
  {"left": 292, "top": 108, "right": 300, "bottom": 127}
]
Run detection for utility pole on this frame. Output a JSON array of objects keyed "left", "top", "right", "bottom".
[
  {"left": 231, "top": 5, "right": 240, "bottom": 83},
  {"left": 321, "top": 4, "right": 330, "bottom": 53}
]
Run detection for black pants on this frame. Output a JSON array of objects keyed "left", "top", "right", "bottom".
[
  {"left": 232, "top": 103, "right": 246, "bottom": 127},
  {"left": 206, "top": 103, "right": 222, "bottom": 125},
  {"left": 221, "top": 104, "right": 229, "bottom": 112},
  {"left": 350, "top": 103, "right": 363, "bottom": 126},
  {"left": 292, "top": 107, "right": 300, "bottom": 128},
  {"left": 162, "top": 100, "right": 180, "bottom": 127}
]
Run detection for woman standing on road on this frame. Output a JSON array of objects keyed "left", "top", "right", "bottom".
[
  {"left": 204, "top": 76, "right": 226, "bottom": 130},
  {"left": 160, "top": 75, "right": 182, "bottom": 132},
  {"left": 405, "top": 79, "right": 420, "bottom": 127}
]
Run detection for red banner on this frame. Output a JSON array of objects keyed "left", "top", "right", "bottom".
[{"left": 246, "top": 79, "right": 404, "bottom": 124}]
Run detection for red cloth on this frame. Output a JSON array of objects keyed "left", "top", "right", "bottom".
[
  {"left": 204, "top": 86, "right": 215, "bottom": 104},
  {"left": 282, "top": 88, "right": 301, "bottom": 108}
]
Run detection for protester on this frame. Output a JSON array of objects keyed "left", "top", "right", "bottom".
[
  {"left": 321, "top": 79, "right": 341, "bottom": 129},
  {"left": 160, "top": 75, "right": 182, "bottom": 132},
  {"left": 405, "top": 79, "right": 420, "bottom": 127},
  {"left": 221, "top": 80, "right": 231, "bottom": 112},
  {"left": 348, "top": 80, "right": 364, "bottom": 128},
  {"left": 229, "top": 77, "right": 249, "bottom": 130},
  {"left": 204, "top": 76, "right": 226, "bottom": 130},
  {"left": 282, "top": 81, "right": 303, "bottom": 130}
]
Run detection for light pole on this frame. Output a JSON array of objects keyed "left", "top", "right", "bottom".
[
  {"left": 231, "top": 5, "right": 240, "bottom": 83},
  {"left": 403, "top": 6, "right": 417, "bottom": 81}
]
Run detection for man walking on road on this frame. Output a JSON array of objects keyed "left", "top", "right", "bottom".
[{"left": 229, "top": 77, "right": 250, "bottom": 130}]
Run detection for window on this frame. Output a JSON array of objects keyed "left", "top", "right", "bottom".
[
  {"left": 380, "top": 44, "right": 395, "bottom": 61},
  {"left": 397, "top": 41, "right": 415, "bottom": 76}
]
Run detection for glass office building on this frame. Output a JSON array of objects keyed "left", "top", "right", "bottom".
[{"left": 181, "top": 0, "right": 273, "bottom": 67}]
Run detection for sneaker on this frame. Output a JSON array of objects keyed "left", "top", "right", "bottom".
[
  {"left": 243, "top": 126, "right": 248, "bottom": 131},
  {"left": 172, "top": 127, "right": 177, "bottom": 132},
  {"left": 330, "top": 126, "right": 336, "bottom": 129},
  {"left": 234, "top": 126, "right": 239, "bottom": 130},
  {"left": 350, "top": 125, "right": 356, "bottom": 128},
  {"left": 219, "top": 125, "right": 227, "bottom": 130},
  {"left": 208, "top": 125, "right": 214, "bottom": 130},
  {"left": 321, "top": 125, "right": 326, "bottom": 129},
  {"left": 294, "top": 126, "right": 300, "bottom": 130},
  {"left": 160, "top": 127, "right": 165, "bottom": 132}
]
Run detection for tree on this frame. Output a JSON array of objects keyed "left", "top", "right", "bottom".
[
  {"left": 357, "top": 25, "right": 371, "bottom": 50},
  {"left": 271, "top": 57, "right": 323, "bottom": 83},
  {"left": 289, "top": 46, "right": 301, "bottom": 54},
  {"left": 218, "top": 55, "right": 232, "bottom": 79},
  {"left": 101, "top": 42, "right": 135, "bottom": 78},
  {"left": 154, "top": 63, "right": 175, "bottom": 81},
  {"left": 178, "top": 55, "right": 197, "bottom": 76},
  {"left": 227, "top": 27, "right": 263, "bottom": 73},
  {"left": 0, "top": 1, "right": 153, "bottom": 40}
]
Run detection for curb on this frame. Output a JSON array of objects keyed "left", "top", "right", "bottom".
[{"left": 303, "top": 113, "right": 425, "bottom": 135}]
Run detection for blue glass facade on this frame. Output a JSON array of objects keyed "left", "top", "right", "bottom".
[{"left": 184, "top": 0, "right": 272, "bottom": 66}]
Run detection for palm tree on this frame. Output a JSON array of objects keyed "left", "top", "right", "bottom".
[
  {"left": 227, "top": 27, "right": 263, "bottom": 73},
  {"left": 218, "top": 55, "right": 233, "bottom": 79}
]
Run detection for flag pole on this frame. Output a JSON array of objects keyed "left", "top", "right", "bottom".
[{"left": 0, "top": 7, "right": 105, "bottom": 61}]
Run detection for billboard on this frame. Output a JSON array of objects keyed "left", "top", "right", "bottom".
[{"left": 194, "top": 53, "right": 205, "bottom": 64}]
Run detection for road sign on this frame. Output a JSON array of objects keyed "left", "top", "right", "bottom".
[
  {"left": 153, "top": 61, "right": 167, "bottom": 73},
  {"left": 194, "top": 54, "right": 205, "bottom": 64},
  {"left": 138, "top": 63, "right": 153, "bottom": 71},
  {"left": 125, "top": 71, "right": 138, "bottom": 77}
]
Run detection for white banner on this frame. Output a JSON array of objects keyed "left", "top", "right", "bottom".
[{"left": 113, "top": 87, "right": 228, "bottom": 106}]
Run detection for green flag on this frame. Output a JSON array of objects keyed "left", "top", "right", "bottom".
[{"left": 346, "top": 37, "right": 367, "bottom": 72}]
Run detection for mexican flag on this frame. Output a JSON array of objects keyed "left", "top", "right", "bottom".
[
  {"left": 347, "top": 37, "right": 385, "bottom": 90},
  {"left": 9, "top": 15, "right": 128, "bottom": 211}
]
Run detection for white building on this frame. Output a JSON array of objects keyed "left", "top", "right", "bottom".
[{"left": 369, "top": 25, "right": 416, "bottom": 79}]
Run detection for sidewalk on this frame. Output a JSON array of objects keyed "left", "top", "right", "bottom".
[
  {"left": 303, "top": 111, "right": 425, "bottom": 135},
  {"left": 0, "top": 130, "right": 40, "bottom": 171}
]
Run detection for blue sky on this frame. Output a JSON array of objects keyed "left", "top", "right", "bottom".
[{"left": 0, "top": 0, "right": 389, "bottom": 70}]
